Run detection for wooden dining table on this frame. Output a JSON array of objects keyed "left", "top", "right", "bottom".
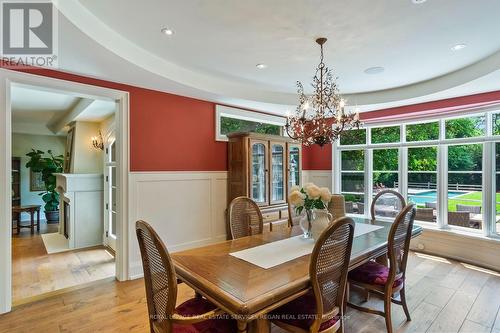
[{"left": 171, "top": 217, "right": 423, "bottom": 333}]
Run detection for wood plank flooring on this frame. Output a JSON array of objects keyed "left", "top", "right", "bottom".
[
  {"left": 12, "top": 221, "right": 115, "bottom": 303},
  {"left": 1, "top": 251, "right": 499, "bottom": 332}
]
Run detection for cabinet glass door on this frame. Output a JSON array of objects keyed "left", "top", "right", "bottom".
[
  {"left": 271, "top": 144, "right": 285, "bottom": 203},
  {"left": 251, "top": 142, "right": 267, "bottom": 204},
  {"left": 288, "top": 146, "right": 301, "bottom": 190}
]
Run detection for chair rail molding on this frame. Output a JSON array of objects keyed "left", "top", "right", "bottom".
[{"left": 128, "top": 171, "right": 228, "bottom": 279}]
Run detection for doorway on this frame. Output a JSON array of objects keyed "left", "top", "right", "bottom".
[{"left": 0, "top": 69, "right": 130, "bottom": 313}]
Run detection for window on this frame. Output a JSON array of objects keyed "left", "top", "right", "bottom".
[
  {"left": 215, "top": 105, "right": 285, "bottom": 141},
  {"left": 220, "top": 116, "right": 281, "bottom": 136},
  {"left": 334, "top": 110, "right": 500, "bottom": 238},
  {"left": 406, "top": 122, "right": 439, "bottom": 142},
  {"left": 340, "top": 150, "right": 365, "bottom": 214},
  {"left": 447, "top": 144, "right": 483, "bottom": 230},
  {"left": 340, "top": 128, "right": 366, "bottom": 145},
  {"left": 496, "top": 143, "right": 500, "bottom": 235},
  {"left": 373, "top": 149, "right": 399, "bottom": 191},
  {"left": 493, "top": 113, "right": 500, "bottom": 135},
  {"left": 407, "top": 146, "right": 438, "bottom": 223},
  {"left": 371, "top": 126, "right": 400, "bottom": 144},
  {"left": 445, "top": 116, "right": 485, "bottom": 139}
]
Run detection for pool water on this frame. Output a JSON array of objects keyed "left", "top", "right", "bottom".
[{"left": 408, "top": 190, "right": 465, "bottom": 205}]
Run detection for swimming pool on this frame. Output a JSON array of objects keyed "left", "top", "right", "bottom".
[{"left": 408, "top": 190, "right": 465, "bottom": 205}]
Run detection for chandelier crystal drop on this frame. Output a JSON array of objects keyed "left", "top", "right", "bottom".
[{"left": 285, "top": 37, "right": 361, "bottom": 147}]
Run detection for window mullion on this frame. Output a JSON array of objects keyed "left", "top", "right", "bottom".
[
  {"left": 483, "top": 141, "right": 494, "bottom": 237},
  {"left": 365, "top": 148, "right": 373, "bottom": 218},
  {"left": 332, "top": 141, "right": 340, "bottom": 193},
  {"left": 365, "top": 128, "right": 372, "bottom": 218},
  {"left": 437, "top": 144, "right": 448, "bottom": 229}
]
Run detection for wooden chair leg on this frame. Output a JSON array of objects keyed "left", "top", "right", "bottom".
[
  {"left": 384, "top": 294, "right": 393, "bottom": 333},
  {"left": 400, "top": 287, "right": 411, "bottom": 321}
]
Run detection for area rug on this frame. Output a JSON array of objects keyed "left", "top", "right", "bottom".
[{"left": 41, "top": 232, "right": 70, "bottom": 254}]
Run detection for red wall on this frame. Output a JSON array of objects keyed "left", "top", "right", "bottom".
[
  {"left": 302, "top": 144, "right": 332, "bottom": 170},
  {"left": 5, "top": 65, "right": 500, "bottom": 172},
  {"left": 5, "top": 66, "right": 228, "bottom": 171}
]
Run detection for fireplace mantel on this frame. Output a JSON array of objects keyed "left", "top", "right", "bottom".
[{"left": 55, "top": 173, "right": 104, "bottom": 249}]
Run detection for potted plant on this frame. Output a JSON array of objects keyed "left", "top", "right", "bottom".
[{"left": 25, "top": 149, "right": 64, "bottom": 224}]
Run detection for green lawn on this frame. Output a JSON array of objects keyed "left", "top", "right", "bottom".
[{"left": 447, "top": 191, "right": 500, "bottom": 213}]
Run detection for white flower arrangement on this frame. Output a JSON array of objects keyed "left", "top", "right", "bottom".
[{"left": 289, "top": 182, "right": 332, "bottom": 215}]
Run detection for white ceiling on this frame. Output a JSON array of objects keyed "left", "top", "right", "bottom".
[
  {"left": 48, "top": 1, "right": 500, "bottom": 115},
  {"left": 11, "top": 86, "right": 79, "bottom": 124},
  {"left": 11, "top": 85, "right": 116, "bottom": 135},
  {"left": 74, "top": 100, "right": 117, "bottom": 122}
]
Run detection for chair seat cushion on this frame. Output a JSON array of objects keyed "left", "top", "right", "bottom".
[
  {"left": 269, "top": 290, "right": 339, "bottom": 331},
  {"left": 172, "top": 297, "right": 235, "bottom": 333},
  {"left": 348, "top": 261, "right": 404, "bottom": 288}
]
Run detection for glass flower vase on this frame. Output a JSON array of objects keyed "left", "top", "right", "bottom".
[{"left": 299, "top": 209, "right": 315, "bottom": 239}]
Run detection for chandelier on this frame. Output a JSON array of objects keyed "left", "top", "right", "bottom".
[{"left": 285, "top": 37, "right": 361, "bottom": 147}]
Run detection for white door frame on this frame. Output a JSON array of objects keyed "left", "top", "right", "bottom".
[{"left": 0, "top": 68, "right": 130, "bottom": 313}]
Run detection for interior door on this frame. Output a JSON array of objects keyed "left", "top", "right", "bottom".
[
  {"left": 270, "top": 142, "right": 286, "bottom": 204},
  {"left": 249, "top": 140, "right": 269, "bottom": 206},
  {"left": 104, "top": 136, "right": 117, "bottom": 252},
  {"left": 287, "top": 144, "right": 302, "bottom": 193}
]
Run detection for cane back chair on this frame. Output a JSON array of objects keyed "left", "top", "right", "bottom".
[
  {"left": 136, "top": 220, "right": 235, "bottom": 333},
  {"left": 270, "top": 217, "right": 355, "bottom": 333},
  {"left": 348, "top": 204, "right": 416, "bottom": 333}
]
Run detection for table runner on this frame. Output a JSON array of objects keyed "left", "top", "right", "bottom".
[{"left": 230, "top": 223, "right": 383, "bottom": 269}]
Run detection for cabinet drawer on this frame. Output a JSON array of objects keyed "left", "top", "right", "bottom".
[
  {"left": 280, "top": 209, "right": 289, "bottom": 219},
  {"left": 262, "top": 211, "right": 280, "bottom": 223}
]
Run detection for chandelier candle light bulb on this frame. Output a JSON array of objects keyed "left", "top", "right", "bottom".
[{"left": 285, "top": 37, "right": 362, "bottom": 146}]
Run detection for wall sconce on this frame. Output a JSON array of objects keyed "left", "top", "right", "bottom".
[{"left": 92, "top": 131, "right": 104, "bottom": 150}]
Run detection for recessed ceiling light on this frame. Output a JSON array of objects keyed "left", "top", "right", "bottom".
[
  {"left": 451, "top": 43, "right": 466, "bottom": 51},
  {"left": 161, "top": 28, "right": 174, "bottom": 36},
  {"left": 256, "top": 63, "right": 267, "bottom": 69},
  {"left": 364, "top": 66, "right": 385, "bottom": 75},
  {"left": 411, "top": 0, "right": 427, "bottom": 4}
]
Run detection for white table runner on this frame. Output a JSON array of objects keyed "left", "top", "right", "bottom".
[{"left": 230, "top": 223, "right": 383, "bottom": 269}]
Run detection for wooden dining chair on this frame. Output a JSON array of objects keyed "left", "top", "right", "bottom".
[
  {"left": 136, "top": 220, "right": 235, "bottom": 333},
  {"left": 270, "top": 217, "right": 355, "bottom": 333},
  {"left": 328, "top": 194, "right": 346, "bottom": 220},
  {"left": 371, "top": 190, "right": 406, "bottom": 220},
  {"left": 228, "top": 196, "right": 263, "bottom": 239},
  {"left": 347, "top": 204, "right": 416, "bottom": 333}
]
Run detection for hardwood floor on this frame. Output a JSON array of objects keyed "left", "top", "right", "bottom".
[
  {"left": 1, "top": 252, "right": 500, "bottom": 332},
  {"left": 12, "top": 221, "right": 115, "bottom": 303}
]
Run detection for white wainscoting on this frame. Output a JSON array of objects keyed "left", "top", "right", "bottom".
[
  {"left": 302, "top": 170, "right": 332, "bottom": 190},
  {"left": 128, "top": 171, "right": 228, "bottom": 279}
]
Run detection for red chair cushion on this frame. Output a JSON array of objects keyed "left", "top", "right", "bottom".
[
  {"left": 172, "top": 297, "right": 236, "bottom": 333},
  {"left": 270, "top": 290, "right": 339, "bottom": 331},
  {"left": 348, "top": 261, "right": 404, "bottom": 288}
]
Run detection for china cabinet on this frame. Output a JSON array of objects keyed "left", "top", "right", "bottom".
[{"left": 227, "top": 132, "right": 302, "bottom": 231}]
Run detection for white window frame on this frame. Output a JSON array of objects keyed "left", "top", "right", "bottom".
[
  {"left": 215, "top": 105, "right": 286, "bottom": 141},
  {"left": 333, "top": 104, "right": 500, "bottom": 240}
]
